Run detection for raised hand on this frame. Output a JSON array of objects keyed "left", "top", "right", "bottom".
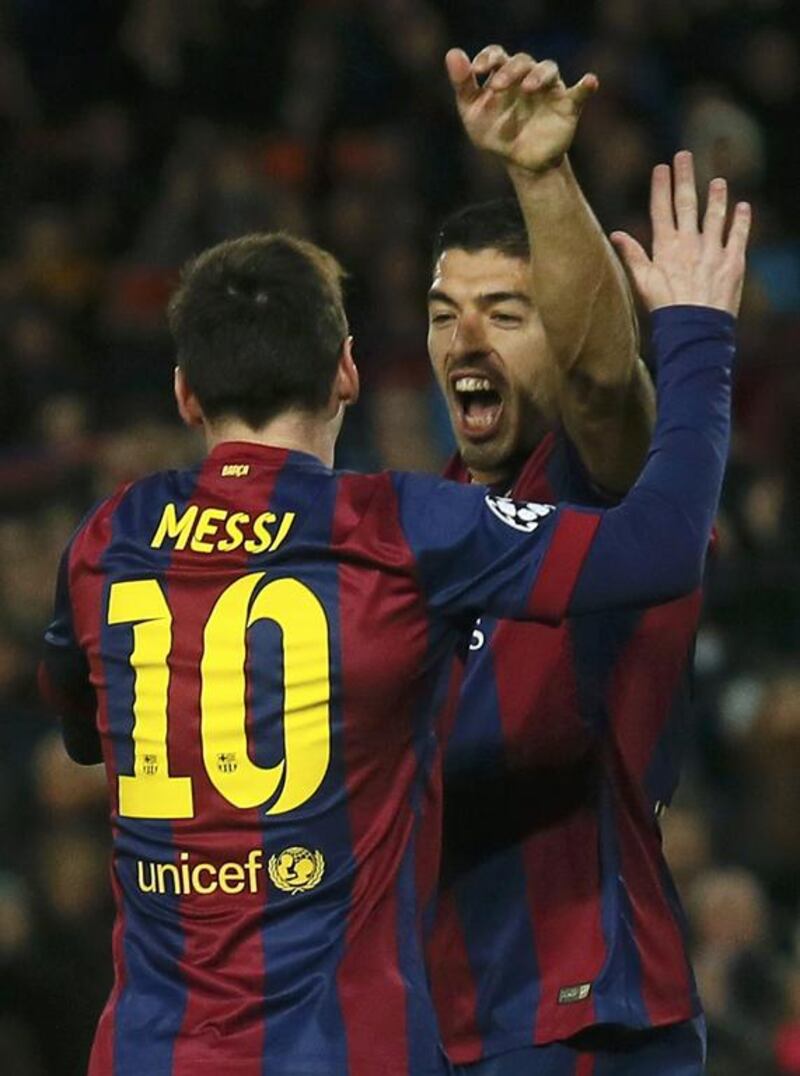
[
  {"left": 610, "top": 151, "right": 751, "bottom": 316},
  {"left": 445, "top": 45, "right": 598, "bottom": 174}
]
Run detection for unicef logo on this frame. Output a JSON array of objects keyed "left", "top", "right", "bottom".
[
  {"left": 485, "top": 495, "right": 555, "bottom": 533},
  {"left": 268, "top": 846, "right": 325, "bottom": 894}
]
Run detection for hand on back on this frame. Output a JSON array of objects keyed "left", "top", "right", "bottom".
[{"left": 611, "top": 151, "right": 751, "bottom": 317}]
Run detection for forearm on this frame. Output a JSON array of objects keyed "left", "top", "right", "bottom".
[
  {"left": 509, "top": 158, "right": 639, "bottom": 384},
  {"left": 509, "top": 159, "right": 654, "bottom": 491},
  {"left": 569, "top": 306, "right": 734, "bottom": 613}
]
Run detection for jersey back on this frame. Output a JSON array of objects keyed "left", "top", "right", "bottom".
[{"left": 48, "top": 440, "right": 600, "bottom": 1076}]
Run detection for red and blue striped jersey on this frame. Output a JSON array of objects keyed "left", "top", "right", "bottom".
[
  {"left": 429, "top": 430, "right": 703, "bottom": 1063},
  {"left": 42, "top": 440, "right": 600, "bottom": 1076}
]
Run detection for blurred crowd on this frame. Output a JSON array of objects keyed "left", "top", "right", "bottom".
[{"left": 0, "top": 1, "right": 798, "bottom": 1073}]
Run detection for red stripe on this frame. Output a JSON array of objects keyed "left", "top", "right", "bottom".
[
  {"left": 609, "top": 594, "right": 700, "bottom": 780},
  {"left": 332, "top": 473, "right": 426, "bottom": 1076},
  {"left": 606, "top": 595, "right": 701, "bottom": 1025},
  {"left": 426, "top": 890, "right": 483, "bottom": 1063},
  {"left": 68, "top": 488, "right": 131, "bottom": 1076},
  {"left": 575, "top": 1052, "right": 596, "bottom": 1076},
  {"left": 528, "top": 510, "right": 601, "bottom": 625},
  {"left": 170, "top": 459, "right": 280, "bottom": 1074},
  {"left": 523, "top": 808, "right": 604, "bottom": 1042},
  {"left": 486, "top": 612, "right": 604, "bottom": 1042}
]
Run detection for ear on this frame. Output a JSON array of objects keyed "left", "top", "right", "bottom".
[
  {"left": 174, "top": 367, "right": 204, "bottom": 427},
  {"left": 334, "top": 336, "right": 360, "bottom": 410}
]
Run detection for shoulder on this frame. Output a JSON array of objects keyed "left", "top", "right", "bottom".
[
  {"left": 521, "top": 428, "right": 618, "bottom": 507},
  {"left": 70, "top": 468, "right": 187, "bottom": 564}
]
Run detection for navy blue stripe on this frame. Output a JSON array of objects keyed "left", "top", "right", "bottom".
[
  {"left": 593, "top": 775, "right": 648, "bottom": 1027},
  {"left": 103, "top": 468, "right": 200, "bottom": 1075},
  {"left": 445, "top": 630, "right": 541, "bottom": 1049},
  {"left": 398, "top": 616, "right": 457, "bottom": 1076}
]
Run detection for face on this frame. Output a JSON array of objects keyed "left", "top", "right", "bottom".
[{"left": 427, "top": 248, "right": 557, "bottom": 486}]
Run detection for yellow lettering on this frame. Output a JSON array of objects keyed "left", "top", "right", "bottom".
[
  {"left": 109, "top": 580, "right": 194, "bottom": 819},
  {"left": 244, "top": 512, "right": 275, "bottom": 554},
  {"left": 179, "top": 851, "right": 191, "bottom": 892},
  {"left": 151, "top": 503, "right": 198, "bottom": 550},
  {"left": 244, "top": 849, "right": 263, "bottom": 893},
  {"left": 192, "top": 863, "right": 218, "bottom": 894},
  {"left": 218, "top": 862, "right": 246, "bottom": 894},
  {"left": 217, "top": 511, "right": 249, "bottom": 553},
  {"left": 156, "top": 862, "right": 180, "bottom": 895},
  {"left": 271, "top": 512, "right": 296, "bottom": 551},
  {"left": 191, "top": 507, "right": 228, "bottom": 553},
  {"left": 221, "top": 464, "right": 250, "bottom": 477},
  {"left": 137, "top": 860, "right": 156, "bottom": 893}
]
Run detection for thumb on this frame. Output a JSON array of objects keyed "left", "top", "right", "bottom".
[
  {"left": 610, "top": 231, "right": 652, "bottom": 293},
  {"left": 566, "top": 72, "right": 599, "bottom": 111},
  {"left": 611, "top": 232, "right": 650, "bottom": 277},
  {"left": 445, "top": 47, "right": 480, "bottom": 105}
]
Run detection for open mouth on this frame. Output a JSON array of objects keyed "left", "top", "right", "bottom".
[{"left": 451, "top": 373, "right": 505, "bottom": 441}]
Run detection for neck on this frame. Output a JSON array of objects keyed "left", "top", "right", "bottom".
[
  {"left": 468, "top": 450, "right": 529, "bottom": 491},
  {"left": 205, "top": 409, "right": 339, "bottom": 467}
]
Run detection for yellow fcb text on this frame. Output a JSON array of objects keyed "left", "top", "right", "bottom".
[{"left": 150, "top": 502, "right": 295, "bottom": 555}]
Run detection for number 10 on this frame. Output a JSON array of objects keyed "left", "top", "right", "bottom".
[{"left": 108, "top": 574, "right": 331, "bottom": 820}]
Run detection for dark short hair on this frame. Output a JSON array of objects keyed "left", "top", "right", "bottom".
[
  {"left": 168, "top": 232, "right": 348, "bottom": 428},
  {"left": 432, "top": 197, "right": 530, "bottom": 267}
]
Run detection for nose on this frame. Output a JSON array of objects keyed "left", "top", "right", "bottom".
[{"left": 449, "top": 309, "right": 489, "bottom": 362}]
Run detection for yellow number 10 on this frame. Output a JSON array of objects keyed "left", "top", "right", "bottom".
[{"left": 107, "top": 574, "right": 331, "bottom": 820}]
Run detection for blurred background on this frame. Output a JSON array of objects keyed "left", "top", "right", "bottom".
[{"left": 0, "top": 0, "right": 798, "bottom": 1073}]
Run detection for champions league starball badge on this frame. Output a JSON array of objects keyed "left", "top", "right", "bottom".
[{"left": 484, "top": 494, "right": 555, "bottom": 533}]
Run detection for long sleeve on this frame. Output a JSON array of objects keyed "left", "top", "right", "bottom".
[{"left": 569, "top": 305, "right": 734, "bottom": 614}]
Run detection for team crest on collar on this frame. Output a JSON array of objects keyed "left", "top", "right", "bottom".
[
  {"left": 485, "top": 494, "right": 555, "bottom": 533},
  {"left": 268, "top": 846, "right": 325, "bottom": 894}
]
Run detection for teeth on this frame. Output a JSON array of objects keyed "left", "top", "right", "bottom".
[
  {"left": 464, "top": 412, "right": 496, "bottom": 428},
  {"left": 455, "top": 376, "right": 493, "bottom": 392}
]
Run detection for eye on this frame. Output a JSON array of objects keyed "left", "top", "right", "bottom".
[
  {"left": 491, "top": 312, "right": 522, "bottom": 326},
  {"left": 430, "top": 312, "right": 455, "bottom": 326}
]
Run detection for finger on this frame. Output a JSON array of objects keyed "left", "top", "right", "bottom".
[
  {"left": 724, "top": 201, "right": 752, "bottom": 259},
  {"left": 673, "top": 150, "right": 698, "bottom": 233},
  {"left": 471, "top": 44, "right": 509, "bottom": 77},
  {"left": 565, "top": 72, "right": 599, "bottom": 109},
  {"left": 650, "top": 163, "right": 675, "bottom": 247},
  {"left": 490, "top": 53, "right": 537, "bottom": 91},
  {"left": 701, "top": 177, "right": 728, "bottom": 245},
  {"left": 610, "top": 231, "right": 652, "bottom": 279},
  {"left": 445, "top": 48, "right": 480, "bottom": 105},
  {"left": 520, "top": 59, "right": 560, "bottom": 93}
]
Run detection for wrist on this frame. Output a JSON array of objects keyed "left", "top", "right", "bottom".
[{"left": 507, "top": 155, "right": 572, "bottom": 192}]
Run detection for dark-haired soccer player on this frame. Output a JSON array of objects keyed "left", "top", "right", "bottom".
[
  {"left": 40, "top": 201, "right": 744, "bottom": 1074},
  {"left": 427, "top": 47, "right": 740, "bottom": 1075}
]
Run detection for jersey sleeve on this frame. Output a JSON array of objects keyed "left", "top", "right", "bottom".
[
  {"left": 392, "top": 473, "right": 600, "bottom": 624},
  {"left": 40, "top": 545, "right": 101, "bottom": 764},
  {"left": 569, "top": 305, "right": 734, "bottom": 614}
]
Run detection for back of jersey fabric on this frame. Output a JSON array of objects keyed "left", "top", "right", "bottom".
[{"left": 66, "top": 442, "right": 450, "bottom": 1076}]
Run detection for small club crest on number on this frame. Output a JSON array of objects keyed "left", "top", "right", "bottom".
[
  {"left": 485, "top": 494, "right": 555, "bottom": 533},
  {"left": 216, "top": 752, "right": 237, "bottom": 774},
  {"left": 142, "top": 754, "right": 158, "bottom": 776},
  {"left": 268, "top": 846, "right": 325, "bottom": 894}
]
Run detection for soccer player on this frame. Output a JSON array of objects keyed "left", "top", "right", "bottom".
[
  {"left": 39, "top": 210, "right": 744, "bottom": 1073},
  {"left": 427, "top": 47, "right": 740, "bottom": 1075}
]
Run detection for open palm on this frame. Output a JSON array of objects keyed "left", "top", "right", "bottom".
[{"left": 611, "top": 152, "right": 751, "bottom": 315}]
